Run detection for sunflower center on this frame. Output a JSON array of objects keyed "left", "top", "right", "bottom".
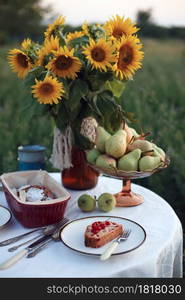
[
  {"left": 112, "top": 27, "right": 124, "bottom": 38},
  {"left": 39, "top": 83, "right": 54, "bottom": 95},
  {"left": 17, "top": 53, "right": 28, "bottom": 68},
  {"left": 91, "top": 47, "right": 105, "bottom": 62},
  {"left": 118, "top": 45, "right": 133, "bottom": 69},
  {"left": 55, "top": 55, "right": 73, "bottom": 70}
]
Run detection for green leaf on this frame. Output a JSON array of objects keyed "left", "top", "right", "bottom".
[
  {"left": 68, "top": 79, "right": 88, "bottom": 111},
  {"left": 69, "top": 36, "right": 89, "bottom": 48},
  {"left": 91, "top": 95, "right": 103, "bottom": 117},
  {"left": 55, "top": 101, "right": 70, "bottom": 133},
  {"left": 28, "top": 66, "right": 45, "bottom": 76},
  {"left": 72, "top": 99, "right": 101, "bottom": 128},
  {"left": 88, "top": 71, "right": 113, "bottom": 91},
  {"left": 96, "top": 92, "right": 125, "bottom": 134},
  {"left": 19, "top": 97, "right": 44, "bottom": 123},
  {"left": 24, "top": 67, "right": 46, "bottom": 88},
  {"left": 72, "top": 130, "right": 94, "bottom": 150},
  {"left": 104, "top": 79, "right": 126, "bottom": 98},
  {"left": 99, "top": 90, "right": 114, "bottom": 101}
]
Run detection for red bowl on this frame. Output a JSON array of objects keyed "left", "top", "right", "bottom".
[{"left": 1, "top": 171, "right": 71, "bottom": 228}]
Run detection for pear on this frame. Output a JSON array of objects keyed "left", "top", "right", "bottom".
[
  {"left": 139, "top": 156, "right": 162, "bottom": 172},
  {"left": 95, "top": 126, "right": 111, "bottom": 152},
  {"left": 124, "top": 123, "right": 134, "bottom": 144},
  {"left": 118, "top": 149, "right": 141, "bottom": 171},
  {"left": 97, "top": 193, "right": 116, "bottom": 212},
  {"left": 78, "top": 194, "right": 96, "bottom": 212},
  {"left": 156, "top": 146, "right": 165, "bottom": 157},
  {"left": 96, "top": 154, "right": 116, "bottom": 169},
  {"left": 127, "top": 139, "right": 154, "bottom": 153},
  {"left": 130, "top": 128, "right": 140, "bottom": 139},
  {"left": 105, "top": 129, "right": 127, "bottom": 158},
  {"left": 86, "top": 148, "right": 101, "bottom": 165},
  {"left": 152, "top": 144, "right": 166, "bottom": 161}
]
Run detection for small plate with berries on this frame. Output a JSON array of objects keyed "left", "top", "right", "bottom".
[{"left": 60, "top": 216, "right": 146, "bottom": 257}]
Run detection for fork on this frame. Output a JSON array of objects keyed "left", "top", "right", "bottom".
[
  {"left": 27, "top": 217, "right": 69, "bottom": 258},
  {"left": 27, "top": 226, "right": 63, "bottom": 258},
  {"left": 100, "top": 228, "right": 131, "bottom": 261}
]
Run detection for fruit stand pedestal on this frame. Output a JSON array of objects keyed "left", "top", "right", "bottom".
[{"left": 114, "top": 179, "right": 144, "bottom": 207}]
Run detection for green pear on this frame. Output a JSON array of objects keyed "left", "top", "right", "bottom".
[
  {"left": 152, "top": 144, "right": 166, "bottom": 161},
  {"left": 139, "top": 156, "right": 162, "bottom": 171},
  {"left": 95, "top": 126, "right": 111, "bottom": 152},
  {"left": 130, "top": 128, "right": 140, "bottom": 139},
  {"left": 124, "top": 123, "right": 134, "bottom": 143},
  {"left": 86, "top": 148, "right": 101, "bottom": 165},
  {"left": 118, "top": 149, "right": 142, "bottom": 171},
  {"left": 96, "top": 154, "right": 116, "bottom": 169},
  {"left": 127, "top": 139, "right": 154, "bottom": 153},
  {"left": 152, "top": 143, "right": 166, "bottom": 161},
  {"left": 105, "top": 129, "right": 127, "bottom": 158},
  {"left": 98, "top": 193, "right": 116, "bottom": 212},
  {"left": 156, "top": 147, "right": 165, "bottom": 158},
  {"left": 78, "top": 194, "right": 96, "bottom": 212}
]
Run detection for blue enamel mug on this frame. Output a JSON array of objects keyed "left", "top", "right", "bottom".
[{"left": 18, "top": 145, "right": 46, "bottom": 171}]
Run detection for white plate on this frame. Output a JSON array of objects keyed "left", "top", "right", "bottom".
[
  {"left": 60, "top": 216, "right": 146, "bottom": 256},
  {"left": 0, "top": 205, "right": 12, "bottom": 229}
]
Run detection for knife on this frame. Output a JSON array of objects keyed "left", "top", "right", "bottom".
[
  {"left": 27, "top": 228, "right": 61, "bottom": 258},
  {"left": 0, "top": 218, "right": 69, "bottom": 270}
]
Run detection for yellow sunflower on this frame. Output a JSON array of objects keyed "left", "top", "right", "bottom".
[
  {"left": 37, "top": 35, "right": 60, "bottom": 66},
  {"left": 82, "top": 22, "right": 89, "bottom": 35},
  {"left": 44, "top": 35, "right": 60, "bottom": 51},
  {"left": 44, "top": 16, "right": 65, "bottom": 39},
  {"left": 83, "top": 38, "right": 116, "bottom": 71},
  {"left": 112, "top": 35, "right": 144, "bottom": 80},
  {"left": 66, "top": 31, "right": 85, "bottom": 43},
  {"left": 32, "top": 76, "right": 64, "bottom": 105},
  {"left": 46, "top": 46, "right": 82, "bottom": 79},
  {"left": 21, "top": 38, "right": 32, "bottom": 50},
  {"left": 104, "top": 15, "right": 139, "bottom": 40},
  {"left": 8, "top": 49, "right": 33, "bottom": 78}
]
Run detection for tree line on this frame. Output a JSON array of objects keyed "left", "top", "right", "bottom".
[
  {"left": 0, "top": 1, "right": 184, "bottom": 45},
  {"left": 137, "top": 10, "right": 185, "bottom": 40}
]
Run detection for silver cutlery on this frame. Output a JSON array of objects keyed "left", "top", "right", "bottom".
[
  {"left": 0, "top": 227, "right": 46, "bottom": 246},
  {"left": 100, "top": 228, "right": 131, "bottom": 261},
  {"left": 0, "top": 218, "right": 68, "bottom": 247},
  {"left": 0, "top": 217, "right": 69, "bottom": 270},
  {"left": 27, "top": 225, "right": 64, "bottom": 258},
  {"left": 27, "top": 217, "right": 69, "bottom": 258},
  {"left": 8, "top": 234, "right": 43, "bottom": 252}
]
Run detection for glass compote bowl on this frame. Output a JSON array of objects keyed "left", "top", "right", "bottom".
[{"left": 88, "top": 157, "right": 170, "bottom": 207}]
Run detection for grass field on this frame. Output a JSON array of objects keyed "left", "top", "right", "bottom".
[{"left": 0, "top": 38, "right": 185, "bottom": 274}]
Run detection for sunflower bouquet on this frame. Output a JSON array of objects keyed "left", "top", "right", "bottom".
[{"left": 8, "top": 15, "right": 144, "bottom": 170}]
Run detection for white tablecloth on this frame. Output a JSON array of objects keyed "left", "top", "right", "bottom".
[{"left": 0, "top": 173, "right": 183, "bottom": 278}]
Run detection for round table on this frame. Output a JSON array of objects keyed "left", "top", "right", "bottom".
[{"left": 0, "top": 173, "right": 183, "bottom": 278}]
